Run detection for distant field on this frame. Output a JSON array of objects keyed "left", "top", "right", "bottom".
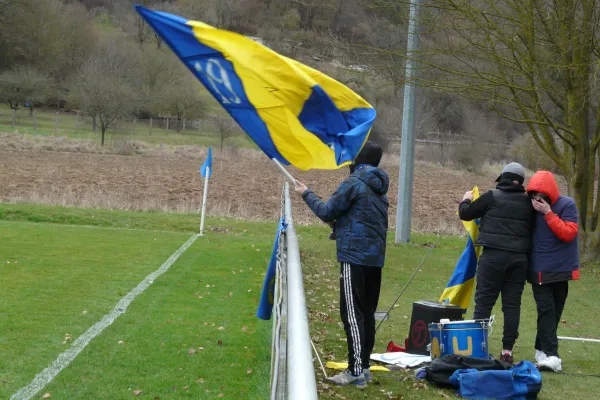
[{"left": 0, "top": 105, "right": 257, "bottom": 149}]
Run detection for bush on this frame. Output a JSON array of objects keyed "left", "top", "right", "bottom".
[
  {"left": 451, "top": 142, "right": 485, "bottom": 172},
  {"left": 511, "top": 135, "right": 558, "bottom": 172}
]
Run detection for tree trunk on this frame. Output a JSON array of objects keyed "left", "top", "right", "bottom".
[
  {"left": 54, "top": 112, "right": 59, "bottom": 136},
  {"left": 93, "top": 116, "right": 97, "bottom": 132},
  {"left": 154, "top": 33, "right": 163, "bottom": 49},
  {"left": 11, "top": 109, "right": 16, "bottom": 127},
  {"left": 101, "top": 127, "right": 106, "bottom": 147}
]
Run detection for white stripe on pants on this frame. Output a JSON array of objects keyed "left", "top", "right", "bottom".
[{"left": 343, "top": 262, "right": 362, "bottom": 375}]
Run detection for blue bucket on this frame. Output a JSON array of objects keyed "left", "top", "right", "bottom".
[{"left": 428, "top": 319, "right": 490, "bottom": 359}]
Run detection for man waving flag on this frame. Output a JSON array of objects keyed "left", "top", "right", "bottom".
[
  {"left": 136, "top": 5, "right": 376, "bottom": 171},
  {"left": 440, "top": 187, "right": 481, "bottom": 310}
]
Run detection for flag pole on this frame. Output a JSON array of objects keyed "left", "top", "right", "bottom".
[
  {"left": 200, "top": 167, "right": 210, "bottom": 235},
  {"left": 272, "top": 158, "right": 297, "bottom": 187}
]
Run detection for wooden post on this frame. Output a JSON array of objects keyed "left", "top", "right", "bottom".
[
  {"left": 149, "top": 117, "right": 153, "bottom": 136},
  {"left": 166, "top": 117, "right": 169, "bottom": 135},
  {"left": 133, "top": 117, "right": 137, "bottom": 139},
  {"left": 183, "top": 118, "right": 186, "bottom": 133},
  {"left": 74, "top": 112, "right": 79, "bottom": 132},
  {"left": 33, "top": 110, "right": 38, "bottom": 133},
  {"left": 12, "top": 109, "right": 16, "bottom": 128}
]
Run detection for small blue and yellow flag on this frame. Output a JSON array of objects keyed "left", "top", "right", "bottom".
[
  {"left": 200, "top": 147, "right": 212, "bottom": 178},
  {"left": 136, "top": 6, "right": 375, "bottom": 171},
  {"left": 440, "top": 187, "right": 481, "bottom": 311}
]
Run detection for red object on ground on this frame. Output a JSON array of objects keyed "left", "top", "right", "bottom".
[{"left": 386, "top": 339, "right": 408, "bottom": 353}]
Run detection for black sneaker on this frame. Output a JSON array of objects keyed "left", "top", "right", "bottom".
[{"left": 499, "top": 351, "right": 513, "bottom": 364}]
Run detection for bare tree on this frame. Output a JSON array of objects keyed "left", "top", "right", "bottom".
[
  {"left": 365, "top": 0, "right": 600, "bottom": 251},
  {"left": 0, "top": 0, "right": 96, "bottom": 79},
  {"left": 212, "top": 112, "right": 239, "bottom": 150},
  {"left": 160, "top": 81, "right": 208, "bottom": 131},
  {"left": 68, "top": 42, "right": 142, "bottom": 146},
  {"left": 0, "top": 66, "right": 52, "bottom": 124}
]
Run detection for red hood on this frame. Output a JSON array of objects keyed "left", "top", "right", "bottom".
[{"left": 526, "top": 171, "right": 560, "bottom": 204}]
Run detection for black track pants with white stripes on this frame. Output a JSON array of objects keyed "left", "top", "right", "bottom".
[{"left": 339, "top": 262, "right": 382, "bottom": 376}]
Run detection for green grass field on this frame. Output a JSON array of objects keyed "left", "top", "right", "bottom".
[
  {"left": 0, "top": 105, "right": 257, "bottom": 149},
  {"left": 1, "top": 203, "right": 599, "bottom": 399}
]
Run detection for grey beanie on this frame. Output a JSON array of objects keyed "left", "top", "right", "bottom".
[{"left": 495, "top": 162, "right": 526, "bottom": 183}]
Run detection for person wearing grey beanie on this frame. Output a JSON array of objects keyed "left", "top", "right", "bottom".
[{"left": 458, "top": 162, "right": 534, "bottom": 364}]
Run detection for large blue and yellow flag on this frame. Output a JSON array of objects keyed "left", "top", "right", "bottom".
[
  {"left": 439, "top": 187, "right": 481, "bottom": 310},
  {"left": 136, "top": 6, "right": 375, "bottom": 171}
]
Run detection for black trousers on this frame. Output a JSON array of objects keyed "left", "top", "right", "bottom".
[
  {"left": 473, "top": 248, "right": 527, "bottom": 350},
  {"left": 532, "top": 281, "right": 569, "bottom": 358},
  {"left": 339, "top": 263, "right": 382, "bottom": 376}
]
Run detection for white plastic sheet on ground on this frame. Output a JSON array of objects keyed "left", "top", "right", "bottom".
[{"left": 370, "top": 352, "right": 431, "bottom": 368}]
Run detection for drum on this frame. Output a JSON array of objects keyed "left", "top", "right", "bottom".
[{"left": 428, "top": 319, "right": 491, "bottom": 359}]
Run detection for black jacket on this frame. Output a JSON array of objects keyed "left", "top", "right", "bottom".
[{"left": 459, "top": 180, "right": 534, "bottom": 253}]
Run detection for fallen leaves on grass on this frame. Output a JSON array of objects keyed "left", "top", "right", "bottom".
[
  {"left": 62, "top": 333, "right": 73, "bottom": 344},
  {"left": 247, "top": 368, "right": 253, "bottom": 375},
  {"left": 133, "top": 389, "right": 143, "bottom": 396},
  {"left": 188, "top": 348, "right": 196, "bottom": 355},
  {"left": 41, "top": 393, "right": 51, "bottom": 399}
]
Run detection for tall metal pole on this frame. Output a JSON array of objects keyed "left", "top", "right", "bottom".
[{"left": 395, "top": 0, "right": 424, "bottom": 243}]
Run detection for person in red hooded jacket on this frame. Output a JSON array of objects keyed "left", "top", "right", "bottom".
[{"left": 526, "top": 171, "right": 580, "bottom": 373}]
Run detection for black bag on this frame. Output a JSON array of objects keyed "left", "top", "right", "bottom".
[{"left": 425, "top": 354, "right": 511, "bottom": 387}]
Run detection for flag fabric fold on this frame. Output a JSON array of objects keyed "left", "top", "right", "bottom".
[
  {"left": 256, "top": 218, "right": 286, "bottom": 320},
  {"left": 201, "top": 147, "right": 212, "bottom": 178},
  {"left": 440, "top": 187, "right": 481, "bottom": 310},
  {"left": 136, "top": 5, "right": 375, "bottom": 171}
]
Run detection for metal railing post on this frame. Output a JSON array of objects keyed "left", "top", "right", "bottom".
[{"left": 283, "top": 183, "right": 318, "bottom": 400}]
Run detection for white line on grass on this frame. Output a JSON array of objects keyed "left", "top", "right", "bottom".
[{"left": 10, "top": 233, "right": 200, "bottom": 400}]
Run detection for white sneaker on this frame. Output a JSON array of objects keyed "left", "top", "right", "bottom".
[
  {"left": 327, "top": 370, "right": 367, "bottom": 388},
  {"left": 538, "top": 356, "right": 562, "bottom": 372},
  {"left": 535, "top": 350, "right": 548, "bottom": 364}
]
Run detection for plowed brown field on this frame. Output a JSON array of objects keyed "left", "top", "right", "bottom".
[{"left": 0, "top": 147, "right": 510, "bottom": 233}]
